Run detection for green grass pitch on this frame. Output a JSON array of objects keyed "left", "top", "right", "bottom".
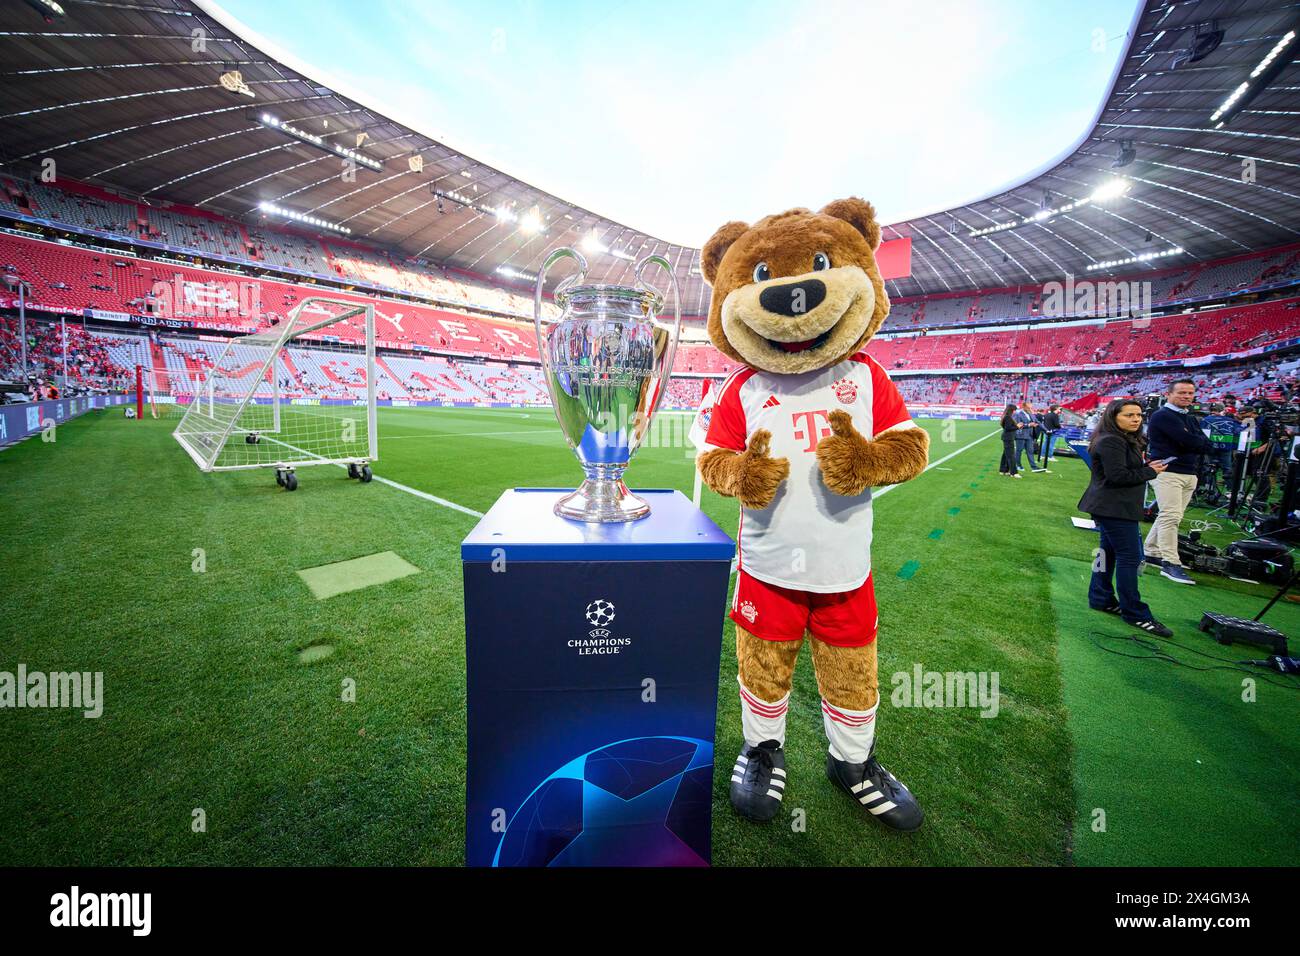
[{"left": 1, "top": 406, "right": 1296, "bottom": 866}]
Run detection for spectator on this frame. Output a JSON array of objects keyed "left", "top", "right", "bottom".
[
  {"left": 1013, "top": 401, "right": 1048, "bottom": 473},
  {"left": 1143, "top": 379, "right": 1215, "bottom": 584},
  {"left": 1040, "top": 403, "right": 1062, "bottom": 461},
  {"left": 999, "top": 403, "right": 1021, "bottom": 478},
  {"left": 1078, "top": 399, "right": 1171, "bottom": 635}
]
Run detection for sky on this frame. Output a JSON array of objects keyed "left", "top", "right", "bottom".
[{"left": 215, "top": 0, "right": 1139, "bottom": 248}]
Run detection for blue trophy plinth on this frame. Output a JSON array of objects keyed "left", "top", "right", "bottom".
[{"left": 461, "top": 488, "right": 735, "bottom": 867}]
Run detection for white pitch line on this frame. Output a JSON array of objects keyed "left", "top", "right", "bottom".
[
  {"left": 873, "top": 427, "right": 1000, "bottom": 500},
  {"left": 260, "top": 433, "right": 484, "bottom": 517},
  {"left": 378, "top": 429, "right": 548, "bottom": 440},
  {"left": 367, "top": 474, "right": 484, "bottom": 517}
]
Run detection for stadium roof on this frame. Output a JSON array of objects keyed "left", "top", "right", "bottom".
[{"left": 1, "top": 0, "right": 1298, "bottom": 311}]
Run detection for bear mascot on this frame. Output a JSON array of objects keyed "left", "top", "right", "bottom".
[{"left": 696, "top": 198, "right": 930, "bottom": 831}]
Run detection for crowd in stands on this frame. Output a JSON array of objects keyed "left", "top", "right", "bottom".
[
  {"left": 5, "top": 176, "right": 1300, "bottom": 415},
  {"left": 0, "top": 176, "right": 556, "bottom": 322},
  {"left": 4, "top": 174, "right": 1299, "bottom": 338},
  {"left": 0, "top": 317, "right": 134, "bottom": 390},
  {"left": 882, "top": 246, "right": 1300, "bottom": 331},
  {"left": 7, "top": 314, "right": 1300, "bottom": 416}
]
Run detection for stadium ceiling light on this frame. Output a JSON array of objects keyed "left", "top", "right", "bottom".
[
  {"left": 580, "top": 229, "right": 607, "bottom": 254},
  {"left": 1250, "top": 29, "right": 1295, "bottom": 78},
  {"left": 1084, "top": 246, "right": 1184, "bottom": 272},
  {"left": 257, "top": 112, "right": 383, "bottom": 172},
  {"left": 257, "top": 200, "right": 352, "bottom": 235},
  {"left": 1209, "top": 28, "right": 1297, "bottom": 125},
  {"left": 519, "top": 207, "right": 545, "bottom": 235},
  {"left": 1088, "top": 178, "right": 1130, "bottom": 203},
  {"left": 969, "top": 178, "right": 1134, "bottom": 237},
  {"left": 496, "top": 265, "right": 536, "bottom": 282},
  {"left": 609, "top": 249, "right": 636, "bottom": 261}
]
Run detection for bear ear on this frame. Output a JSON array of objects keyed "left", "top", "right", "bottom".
[
  {"left": 819, "top": 197, "right": 882, "bottom": 251},
  {"left": 700, "top": 220, "right": 749, "bottom": 285}
]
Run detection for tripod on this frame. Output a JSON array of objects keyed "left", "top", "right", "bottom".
[
  {"left": 1206, "top": 450, "right": 1246, "bottom": 521},
  {"left": 1254, "top": 566, "right": 1298, "bottom": 624}
]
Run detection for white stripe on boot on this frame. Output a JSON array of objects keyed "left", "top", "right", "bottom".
[
  {"left": 738, "top": 677, "right": 790, "bottom": 749},
  {"left": 822, "top": 699, "right": 877, "bottom": 764}
]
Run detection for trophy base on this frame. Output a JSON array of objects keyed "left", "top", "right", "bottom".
[{"left": 554, "top": 477, "right": 650, "bottom": 523}]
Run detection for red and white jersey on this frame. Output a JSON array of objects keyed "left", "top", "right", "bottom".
[{"left": 703, "top": 352, "right": 916, "bottom": 593}]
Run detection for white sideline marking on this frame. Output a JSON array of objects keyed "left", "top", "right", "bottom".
[
  {"left": 378, "top": 429, "right": 546, "bottom": 440},
  {"left": 261, "top": 434, "right": 484, "bottom": 518},
  {"left": 368, "top": 473, "right": 484, "bottom": 517},
  {"left": 873, "top": 427, "right": 1000, "bottom": 500}
]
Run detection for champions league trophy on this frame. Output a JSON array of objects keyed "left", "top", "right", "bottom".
[{"left": 533, "top": 247, "right": 682, "bottom": 522}]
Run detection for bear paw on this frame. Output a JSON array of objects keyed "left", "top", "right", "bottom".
[
  {"left": 816, "top": 410, "right": 875, "bottom": 496},
  {"left": 817, "top": 411, "right": 930, "bottom": 496},
  {"left": 733, "top": 429, "right": 790, "bottom": 510},
  {"left": 697, "top": 429, "right": 789, "bottom": 509}
]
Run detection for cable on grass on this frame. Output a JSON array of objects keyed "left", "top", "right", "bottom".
[{"left": 1085, "top": 629, "right": 1300, "bottom": 691}]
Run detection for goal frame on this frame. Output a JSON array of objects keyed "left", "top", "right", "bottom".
[
  {"left": 137, "top": 364, "right": 192, "bottom": 419},
  {"left": 171, "top": 296, "right": 378, "bottom": 473}
]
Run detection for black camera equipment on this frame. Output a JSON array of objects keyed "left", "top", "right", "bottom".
[{"left": 1176, "top": 532, "right": 1294, "bottom": 585}]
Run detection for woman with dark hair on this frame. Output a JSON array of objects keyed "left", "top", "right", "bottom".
[
  {"left": 1078, "top": 398, "right": 1172, "bottom": 635},
  {"left": 999, "top": 403, "right": 1021, "bottom": 478}
]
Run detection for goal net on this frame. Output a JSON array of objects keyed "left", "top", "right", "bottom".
[{"left": 172, "top": 296, "right": 377, "bottom": 476}]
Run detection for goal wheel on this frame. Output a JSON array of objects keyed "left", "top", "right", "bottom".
[
  {"left": 359, "top": 465, "right": 373, "bottom": 483},
  {"left": 246, "top": 433, "right": 260, "bottom": 444},
  {"left": 275, "top": 469, "right": 285, "bottom": 487},
  {"left": 347, "top": 463, "right": 359, "bottom": 479},
  {"left": 283, "top": 472, "right": 298, "bottom": 491}
]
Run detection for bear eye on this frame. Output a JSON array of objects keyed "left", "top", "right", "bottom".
[
  {"left": 812, "top": 251, "right": 831, "bottom": 271},
  {"left": 752, "top": 262, "right": 770, "bottom": 283}
]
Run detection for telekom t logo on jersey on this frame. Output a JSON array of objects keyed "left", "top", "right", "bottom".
[{"left": 791, "top": 409, "right": 833, "bottom": 452}]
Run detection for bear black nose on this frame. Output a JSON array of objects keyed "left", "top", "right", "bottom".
[{"left": 759, "top": 278, "right": 826, "bottom": 317}]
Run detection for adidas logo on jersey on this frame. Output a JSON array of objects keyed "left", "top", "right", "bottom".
[{"left": 762, "top": 395, "right": 781, "bottom": 409}]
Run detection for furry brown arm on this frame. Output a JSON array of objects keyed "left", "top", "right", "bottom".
[
  {"left": 697, "top": 429, "right": 790, "bottom": 510},
  {"left": 815, "top": 410, "right": 930, "bottom": 496}
]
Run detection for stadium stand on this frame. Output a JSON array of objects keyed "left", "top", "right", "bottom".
[{"left": 5, "top": 178, "right": 1300, "bottom": 415}]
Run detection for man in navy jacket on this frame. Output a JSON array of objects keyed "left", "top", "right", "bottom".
[{"left": 1143, "top": 380, "right": 1215, "bottom": 584}]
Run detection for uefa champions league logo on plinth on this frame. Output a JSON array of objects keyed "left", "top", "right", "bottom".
[
  {"left": 585, "top": 599, "right": 615, "bottom": 636},
  {"left": 569, "top": 599, "right": 629, "bottom": 656}
]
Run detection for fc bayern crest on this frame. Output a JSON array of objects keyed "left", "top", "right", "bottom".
[{"left": 831, "top": 378, "right": 858, "bottom": 404}]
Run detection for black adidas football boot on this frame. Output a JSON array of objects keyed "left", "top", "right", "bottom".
[
  {"left": 729, "top": 740, "right": 786, "bottom": 823},
  {"left": 826, "top": 745, "right": 924, "bottom": 832}
]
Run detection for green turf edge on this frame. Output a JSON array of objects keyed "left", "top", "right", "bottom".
[{"left": 1048, "top": 555, "right": 1300, "bottom": 866}]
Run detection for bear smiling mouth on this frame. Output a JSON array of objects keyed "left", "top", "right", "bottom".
[{"left": 766, "top": 328, "right": 834, "bottom": 353}]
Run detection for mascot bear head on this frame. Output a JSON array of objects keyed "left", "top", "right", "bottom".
[{"left": 700, "top": 197, "right": 889, "bottom": 375}]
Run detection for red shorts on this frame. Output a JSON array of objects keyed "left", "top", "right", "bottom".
[{"left": 730, "top": 570, "right": 878, "bottom": 647}]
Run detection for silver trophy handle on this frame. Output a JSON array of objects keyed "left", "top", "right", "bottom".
[
  {"left": 533, "top": 247, "right": 587, "bottom": 380},
  {"left": 635, "top": 254, "right": 683, "bottom": 422}
]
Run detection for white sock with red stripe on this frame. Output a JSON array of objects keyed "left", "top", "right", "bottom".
[
  {"left": 738, "top": 678, "right": 789, "bottom": 748},
  {"left": 821, "top": 699, "right": 877, "bottom": 764}
]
